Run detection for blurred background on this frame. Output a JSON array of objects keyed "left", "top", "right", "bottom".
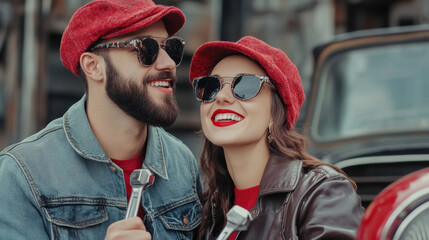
[{"left": 1, "top": 0, "right": 429, "bottom": 158}]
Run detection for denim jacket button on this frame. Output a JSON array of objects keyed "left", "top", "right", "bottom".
[
  {"left": 183, "top": 216, "right": 189, "bottom": 226},
  {"left": 109, "top": 166, "right": 117, "bottom": 173}
]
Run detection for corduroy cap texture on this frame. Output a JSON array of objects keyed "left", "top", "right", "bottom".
[
  {"left": 60, "top": 0, "right": 185, "bottom": 76},
  {"left": 190, "top": 36, "right": 305, "bottom": 130}
]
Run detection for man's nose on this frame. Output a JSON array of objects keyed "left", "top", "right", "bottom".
[{"left": 154, "top": 48, "right": 175, "bottom": 72}]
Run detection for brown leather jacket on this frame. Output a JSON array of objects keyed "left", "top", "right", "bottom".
[{"left": 212, "top": 154, "right": 365, "bottom": 240}]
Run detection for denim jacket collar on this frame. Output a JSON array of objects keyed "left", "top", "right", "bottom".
[
  {"left": 63, "top": 95, "right": 168, "bottom": 180},
  {"left": 64, "top": 95, "right": 109, "bottom": 163},
  {"left": 143, "top": 126, "right": 168, "bottom": 180}
]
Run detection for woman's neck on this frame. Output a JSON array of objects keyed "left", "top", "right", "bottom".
[{"left": 223, "top": 138, "right": 270, "bottom": 189}]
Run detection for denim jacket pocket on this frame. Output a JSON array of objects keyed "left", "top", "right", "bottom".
[
  {"left": 159, "top": 201, "right": 202, "bottom": 239},
  {"left": 45, "top": 203, "right": 109, "bottom": 239}
]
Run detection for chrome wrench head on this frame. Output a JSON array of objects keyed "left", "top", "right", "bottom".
[
  {"left": 226, "top": 205, "right": 253, "bottom": 231},
  {"left": 125, "top": 169, "right": 155, "bottom": 218},
  {"left": 130, "top": 169, "right": 155, "bottom": 189},
  {"left": 216, "top": 205, "right": 253, "bottom": 240}
]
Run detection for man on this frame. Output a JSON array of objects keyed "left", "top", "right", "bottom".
[{"left": 0, "top": 0, "right": 202, "bottom": 239}]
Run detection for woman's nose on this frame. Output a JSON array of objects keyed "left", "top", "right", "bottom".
[{"left": 215, "top": 82, "right": 235, "bottom": 104}]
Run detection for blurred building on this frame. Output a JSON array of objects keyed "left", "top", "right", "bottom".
[{"left": 1, "top": 0, "right": 428, "bottom": 157}]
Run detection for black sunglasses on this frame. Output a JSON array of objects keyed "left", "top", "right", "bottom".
[
  {"left": 90, "top": 36, "right": 185, "bottom": 66},
  {"left": 192, "top": 74, "right": 275, "bottom": 102}
]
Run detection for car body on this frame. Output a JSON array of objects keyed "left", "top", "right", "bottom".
[
  {"left": 301, "top": 24, "right": 429, "bottom": 208},
  {"left": 355, "top": 167, "right": 429, "bottom": 240}
]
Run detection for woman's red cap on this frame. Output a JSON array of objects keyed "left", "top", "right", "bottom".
[
  {"left": 60, "top": 0, "right": 185, "bottom": 76},
  {"left": 190, "top": 36, "right": 304, "bottom": 130}
]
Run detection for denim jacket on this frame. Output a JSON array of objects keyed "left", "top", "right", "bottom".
[{"left": 0, "top": 96, "right": 203, "bottom": 240}]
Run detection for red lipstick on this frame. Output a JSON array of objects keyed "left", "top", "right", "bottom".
[{"left": 211, "top": 109, "right": 244, "bottom": 127}]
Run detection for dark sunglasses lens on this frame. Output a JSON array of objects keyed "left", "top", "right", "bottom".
[
  {"left": 195, "top": 77, "right": 221, "bottom": 101},
  {"left": 232, "top": 75, "right": 262, "bottom": 100},
  {"left": 164, "top": 38, "right": 185, "bottom": 66},
  {"left": 138, "top": 37, "right": 160, "bottom": 65}
]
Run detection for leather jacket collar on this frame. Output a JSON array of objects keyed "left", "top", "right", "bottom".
[{"left": 259, "top": 154, "right": 303, "bottom": 195}]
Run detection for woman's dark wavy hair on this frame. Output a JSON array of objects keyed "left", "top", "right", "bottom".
[{"left": 197, "top": 88, "right": 356, "bottom": 240}]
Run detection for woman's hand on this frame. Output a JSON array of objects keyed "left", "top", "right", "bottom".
[{"left": 105, "top": 217, "right": 151, "bottom": 240}]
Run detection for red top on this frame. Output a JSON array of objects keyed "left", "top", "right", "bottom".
[
  {"left": 228, "top": 185, "right": 260, "bottom": 240},
  {"left": 111, "top": 153, "right": 145, "bottom": 219}
]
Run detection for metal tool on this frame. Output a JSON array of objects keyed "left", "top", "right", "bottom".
[
  {"left": 216, "top": 205, "right": 253, "bottom": 240},
  {"left": 125, "top": 169, "right": 155, "bottom": 219}
]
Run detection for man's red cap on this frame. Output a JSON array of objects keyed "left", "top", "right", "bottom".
[
  {"left": 190, "top": 36, "right": 305, "bottom": 130},
  {"left": 60, "top": 0, "right": 185, "bottom": 76}
]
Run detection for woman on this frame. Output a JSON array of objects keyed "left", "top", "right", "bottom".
[{"left": 189, "top": 36, "right": 364, "bottom": 240}]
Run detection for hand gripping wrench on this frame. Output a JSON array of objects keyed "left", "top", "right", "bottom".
[
  {"left": 125, "top": 169, "right": 155, "bottom": 219},
  {"left": 216, "top": 205, "right": 253, "bottom": 240}
]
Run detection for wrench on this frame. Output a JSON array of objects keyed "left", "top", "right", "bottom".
[
  {"left": 216, "top": 205, "right": 253, "bottom": 240},
  {"left": 125, "top": 169, "right": 155, "bottom": 219}
]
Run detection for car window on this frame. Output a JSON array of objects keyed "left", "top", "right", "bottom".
[{"left": 312, "top": 41, "right": 429, "bottom": 142}]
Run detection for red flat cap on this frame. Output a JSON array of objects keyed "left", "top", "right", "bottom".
[
  {"left": 190, "top": 36, "right": 304, "bottom": 130},
  {"left": 60, "top": 0, "right": 185, "bottom": 76}
]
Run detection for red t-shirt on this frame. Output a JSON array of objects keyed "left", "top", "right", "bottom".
[
  {"left": 111, "top": 153, "right": 145, "bottom": 219},
  {"left": 228, "top": 185, "right": 260, "bottom": 240}
]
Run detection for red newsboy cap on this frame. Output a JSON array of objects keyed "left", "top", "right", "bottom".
[
  {"left": 189, "top": 36, "right": 305, "bottom": 130},
  {"left": 60, "top": 0, "right": 185, "bottom": 76}
]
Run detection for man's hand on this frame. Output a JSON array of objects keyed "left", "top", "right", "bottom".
[{"left": 105, "top": 217, "right": 151, "bottom": 240}]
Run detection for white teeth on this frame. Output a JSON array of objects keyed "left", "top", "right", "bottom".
[
  {"left": 214, "top": 113, "right": 243, "bottom": 122},
  {"left": 150, "top": 81, "right": 170, "bottom": 87}
]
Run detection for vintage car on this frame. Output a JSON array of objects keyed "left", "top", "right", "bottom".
[{"left": 301, "top": 24, "right": 429, "bottom": 208}]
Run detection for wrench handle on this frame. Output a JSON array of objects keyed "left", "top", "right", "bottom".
[
  {"left": 216, "top": 224, "right": 236, "bottom": 240},
  {"left": 125, "top": 186, "right": 143, "bottom": 218}
]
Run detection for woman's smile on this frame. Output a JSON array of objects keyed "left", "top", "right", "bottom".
[{"left": 211, "top": 109, "right": 244, "bottom": 127}]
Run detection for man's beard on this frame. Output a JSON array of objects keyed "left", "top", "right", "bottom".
[{"left": 104, "top": 57, "right": 178, "bottom": 127}]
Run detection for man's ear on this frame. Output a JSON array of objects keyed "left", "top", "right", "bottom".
[{"left": 80, "top": 52, "right": 105, "bottom": 82}]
